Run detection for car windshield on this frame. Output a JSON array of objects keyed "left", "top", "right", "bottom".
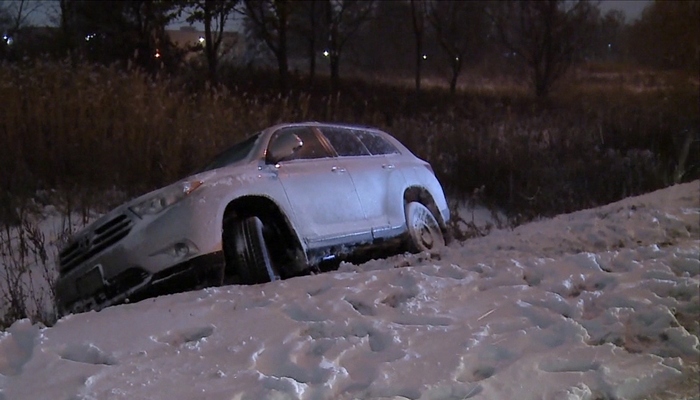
[{"left": 200, "top": 132, "right": 262, "bottom": 172}]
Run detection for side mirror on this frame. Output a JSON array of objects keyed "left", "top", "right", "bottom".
[{"left": 267, "top": 133, "right": 303, "bottom": 164}]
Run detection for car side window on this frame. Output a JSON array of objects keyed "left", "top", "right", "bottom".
[
  {"left": 355, "top": 130, "right": 400, "bottom": 155},
  {"left": 320, "top": 127, "right": 371, "bottom": 157},
  {"left": 269, "top": 127, "right": 332, "bottom": 161}
]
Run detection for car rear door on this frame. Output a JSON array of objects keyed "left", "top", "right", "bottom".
[
  {"left": 269, "top": 126, "right": 371, "bottom": 247},
  {"left": 318, "top": 127, "right": 407, "bottom": 240}
]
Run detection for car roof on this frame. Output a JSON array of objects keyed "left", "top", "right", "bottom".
[{"left": 267, "top": 122, "right": 387, "bottom": 134}]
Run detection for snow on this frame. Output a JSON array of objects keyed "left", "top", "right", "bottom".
[{"left": 1, "top": 181, "right": 699, "bottom": 400}]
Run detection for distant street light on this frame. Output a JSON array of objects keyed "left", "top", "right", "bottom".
[
  {"left": 323, "top": 50, "right": 329, "bottom": 57},
  {"left": 422, "top": 54, "right": 427, "bottom": 60}
]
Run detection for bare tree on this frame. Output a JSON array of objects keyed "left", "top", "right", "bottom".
[
  {"left": 56, "top": 0, "right": 74, "bottom": 55},
  {"left": 291, "top": 0, "right": 325, "bottom": 86},
  {"left": 0, "top": 5, "right": 11, "bottom": 46},
  {"left": 627, "top": 0, "right": 700, "bottom": 71},
  {"left": 0, "top": 3, "right": 8, "bottom": 24},
  {"left": 489, "top": 0, "right": 597, "bottom": 98},
  {"left": 122, "top": 1, "right": 181, "bottom": 72},
  {"left": 562, "top": 6, "right": 624, "bottom": 63},
  {"left": 323, "top": 0, "right": 374, "bottom": 93},
  {"left": 427, "top": 0, "right": 487, "bottom": 96},
  {"left": 54, "top": 1, "right": 180, "bottom": 71},
  {"left": 0, "top": 0, "right": 41, "bottom": 58},
  {"left": 2, "top": 0, "right": 42, "bottom": 32},
  {"left": 242, "top": 0, "right": 293, "bottom": 94},
  {"left": 179, "top": 0, "right": 238, "bottom": 85},
  {"left": 409, "top": 0, "right": 427, "bottom": 93}
]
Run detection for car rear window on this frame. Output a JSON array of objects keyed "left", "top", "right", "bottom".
[
  {"left": 355, "top": 130, "right": 399, "bottom": 155},
  {"left": 320, "top": 127, "right": 371, "bottom": 157}
]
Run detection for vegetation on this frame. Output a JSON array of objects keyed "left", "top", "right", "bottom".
[
  {"left": 4, "top": 0, "right": 695, "bottom": 97},
  {"left": 0, "top": 0, "right": 697, "bottom": 328},
  {"left": 0, "top": 60, "right": 696, "bottom": 225},
  {"left": 627, "top": 0, "right": 699, "bottom": 72}
]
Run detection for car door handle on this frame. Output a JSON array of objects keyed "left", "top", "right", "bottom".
[
  {"left": 331, "top": 166, "right": 346, "bottom": 173},
  {"left": 382, "top": 164, "right": 395, "bottom": 169}
]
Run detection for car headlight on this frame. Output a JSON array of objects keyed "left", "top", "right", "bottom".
[{"left": 130, "top": 180, "right": 203, "bottom": 217}]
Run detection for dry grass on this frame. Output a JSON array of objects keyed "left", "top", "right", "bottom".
[{"left": 0, "top": 60, "right": 697, "bottom": 224}]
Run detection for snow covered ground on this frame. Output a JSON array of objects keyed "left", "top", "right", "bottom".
[{"left": 0, "top": 181, "right": 698, "bottom": 400}]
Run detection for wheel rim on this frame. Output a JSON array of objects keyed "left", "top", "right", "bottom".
[
  {"left": 419, "top": 224, "right": 435, "bottom": 248},
  {"left": 407, "top": 202, "right": 444, "bottom": 252}
]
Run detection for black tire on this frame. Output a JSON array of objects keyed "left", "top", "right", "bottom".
[
  {"left": 231, "top": 216, "right": 280, "bottom": 284},
  {"left": 405, "top": 202, "right": 445, "bottom": 253}
]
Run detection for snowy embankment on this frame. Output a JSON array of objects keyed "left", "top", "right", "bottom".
[{"left": 1, "top": 182, "right": 698, "bottom": 400}]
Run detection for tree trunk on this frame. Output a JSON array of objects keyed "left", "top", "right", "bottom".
[
  {"left": 325, "top": 0, "right": 340, "bottom": 93},
  {"left": 307, "top": 36, "right": 316, "bottom": 87},
  {"left": 330, "top": 53, "right": 340, "bottom": 93},
  {"left": 410, "top": 0, "right": 424, "bottom": 93},
  {"left": 278, "top": 0, "right": 290, "bottom": 94},
  {"left": 59, "top": 0, "right": 75, "bottom": 57},
  {"left": 277, "top": 20, "right": 289, "bottom": 95},
  {"left": 533, "top": 63, "right": 549, "bottom": 98},
  {"left": 278, "top": 53, "right": 289, "bottom": 95},
  {"left": 449, "top": 75, "right": 457, "bottom": 96},
  {"left": 203, "top": 1, "right": 218, "bottom": 85},
  {"left": 306, "top": 0, "right": 318, "bottom": 87},
  {"left": 414, "top": 37, "right": 422, "bottom": 93},
  {"left": 449, "top": 58, "right": 462, "bottom": 96},
  {"left": 535, "top": 79, "right": 548, "bottom": 98}
]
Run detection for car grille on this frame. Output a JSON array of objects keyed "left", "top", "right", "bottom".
[
  {"left": 59, "top": 214, "right": 134, "bottom": 273},
  {"left": 105, "top": 268, "right": 150, "bottom": 297}
]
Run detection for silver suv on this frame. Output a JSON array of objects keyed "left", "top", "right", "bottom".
[{"left": 56, "top": 122, "right": 450, "bottom": 315}]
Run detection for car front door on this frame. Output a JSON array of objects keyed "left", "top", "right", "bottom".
[{"left": 268, "top": 127, "right": 371, "bottom": 247}]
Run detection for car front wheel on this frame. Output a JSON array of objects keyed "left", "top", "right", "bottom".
[
  {"left": 405, "top": 202, "right": 445, "bottom": 253},
  {"left": 230, "top": 216, "right": 281, "bottom": 284}
]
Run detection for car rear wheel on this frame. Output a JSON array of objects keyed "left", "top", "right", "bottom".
[
  {"left": 405, "top": 202, "right": 445, "bottom": 253},
  {"left": 230, "top": 216, "right": 281, "bottom": 284}
]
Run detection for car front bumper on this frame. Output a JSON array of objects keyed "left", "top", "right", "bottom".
[
  {"left": 56, "top": 198, "right": 225, "bottom": 316},
  {"left": 56, "top": 251, "right": 225, "bottom": 316}
]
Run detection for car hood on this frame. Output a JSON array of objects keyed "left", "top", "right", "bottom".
[
  {"left": 72, "top": 162, "right": 255, "bottom": 235},
  {"left": 130, "top": 162, "right": 257, "bottom": 205}
]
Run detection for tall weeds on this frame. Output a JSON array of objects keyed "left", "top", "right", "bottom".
[
  {"left": 0, "top": 208, "right": 59, "bottom": 327},
  {"left": 0, "top": 60, "right": 697, "bottom": 221}
]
